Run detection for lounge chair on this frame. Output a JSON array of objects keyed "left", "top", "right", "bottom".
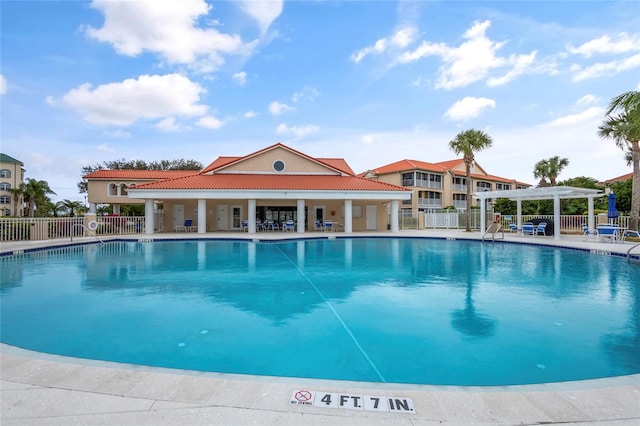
[
  {"left": 176, "top": 218, "right": 195, "bottom": 232},
  {"left": 324, "top": 221, "right": 333, "bottom": 231},
  {"left": 522, "top": 222, "right": 535, "bottom": 236},
  {"left": 535, "top": 222, "right": 547, "bottom": 236},
  {"left": 597, "top": 225, "right": 619, "bottom": 243},
  {"left": 314, "top": 221, "right": 325, "bottom": 231},
  {"left": 582, "top": 224, "right": 594, "bottom": 241},
  {"left": 508, "top": 223, "right": 519, "bottom": 233}
]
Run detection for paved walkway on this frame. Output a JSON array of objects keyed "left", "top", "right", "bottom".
[{"left": 2, "top": 230, "right": 639, "bottom": 425}]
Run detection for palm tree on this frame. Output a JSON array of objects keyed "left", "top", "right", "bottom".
[
  {"left": 449, "top": 129, "right": 494, "bottom": 231},
  {"left": 22, "top": 178, "right": 56, "bottom": 217},
  {"left": 533, "top": 156, "right": 569, "bottom": 187},
  {"left": 58, "top": 199, "right": 84, "bottom": 217},
  {"left": 598, "top": 90, "right": 640, "bottom": 231},
  {"left": 7, "top": 186, "right": 24, "bottom": 216}
]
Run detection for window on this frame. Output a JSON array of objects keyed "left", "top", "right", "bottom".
[
  {"left": 476, "top": 181, "right": 491, "bottom": 191},
  {"left": 0, "top": 169, "right": 10, "bottom": 178},
  {"left": 2, "top": 208, "right": 10, "bottom": 216},
  {"left": 495, "top": 183, "right": 511, "bottom": 191},
  {"left": 0, "top": 183, "right": 10, "bottom": 190},
  {"left": 0, "top": 196, "right": 10, "bottom": 204},
  {"left": 273, "top": 160, "right": 286, "bottom": 172},
  {"left": 402, "top": 172, "right": 414, "bottom": 186}
]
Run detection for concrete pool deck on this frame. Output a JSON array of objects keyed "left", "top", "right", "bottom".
[{"left": 2, "top": 230, "right": 639, "bottom": 425}]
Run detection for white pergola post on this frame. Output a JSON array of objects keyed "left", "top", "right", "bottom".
[
  {"left": 516, "top": 200, "right": 523, "bottom": 230},
  {"left": 197, "top": 199, "right": 206, "bottom": 233},
  {"left": 480, "top": 198, "right": 487, "bottom": 232},
  {"left": 144, "top": 199, "right": 154, "bottom": 235},
  {"left": 344, "top": 200, "right": 353, "bottom": 233},
  {"left": 297, "top": 199, "right": 305, "bottom": 233},
  {"left": 587, "top": 196, "right": 595, "bottom": 232},
  {"left": 390, "top": 200, "right": 399, "bottom": 232},
  {"left": 248, "top": 199, "right": 256, "bottom": 233},
  {"left": 553, "top": 194, "right": 561, "bottom": 240}
]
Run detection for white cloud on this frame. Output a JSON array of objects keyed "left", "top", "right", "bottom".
[
  {"left": 576, "top": 94, "right": 599, "bottom": 106},
  {"left": 268, "top": 100, "right": 294, "bottom": 115},
  {"left": 398, "top": 20, "right": 537, "bottom": 90},
  {"left": 104, "top": 130, "right": 131, "bottom": 139},
  {"left": 196, "top": 115, "right": 225, "bottom": 129},
  {"left": 540, "top": 106, "right": 604, "bottom": 128},
  {"left": 235, "top": 0, "right": 283, "bottom": 33},
  {"left": 57, "top": 73, "right": 208, "bottom": 126},
  {"left": 233, "top": 71, "right": 247, "bottom": 86},
  {"left": 157, "top": 117, "right": 181, "bottom": 132},
  {"left": 244, "top": 110, "right": 257, "bottom": 119},
  {"left": 276, "top": 123, "right": 319, "bottom": 137},
  {"left": 291, "top": 86, "right": 319, "bottom": 103},
  {"left": 351, "top": 27, "right": 417, "bottom": 63},
  {"left": 85, "top": 0, "right": 253, "bottom": 72},
  {"left": 444, "top": 97, "right": 496, "bottom": 121},
  {"left": 567, "top": 33, "right": 640, "bottom": 58},
  {"left": 0, "top": 74, "right": 6, "bottom": 95},
  {"left": 97, "top": 143, "right": 115, "bottom": 152},
  {"left": 571, "top": 53, "right": 640, "bottom": 81}
]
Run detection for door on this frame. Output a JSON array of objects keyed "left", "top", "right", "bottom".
[
  {"left": 231, "top": 205, "right": 242, "bottom": 230},
  {"left": 366, "top": 205, "right": 378, "bottom": 230},
  {"left": 314, "top": 207, "right": 324, "bottom": 223},
  {"left": 217, "top": 205, "right": 228, "bottom": 231},
  {"left": 173, "top": 204, "right": 184, "bottom": 231}
]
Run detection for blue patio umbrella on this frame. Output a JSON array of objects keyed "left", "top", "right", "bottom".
[{"left": 607, "top": 192, "right": 619, "bottom": 223}]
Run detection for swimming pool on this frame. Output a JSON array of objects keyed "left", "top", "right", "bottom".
[{"left": 1, "top": 238, "right": 638, "bottom": 386}]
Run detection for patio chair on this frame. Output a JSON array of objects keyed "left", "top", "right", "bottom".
[
  {"left": 596, "top": 225, "right": 619, "bottom": 243},
  {"left": 522, "top": 222, "right": 535, "bottom": 236},
  {"left": 314, "top": 221, "right": 325, "bottom": 231},
  {"left": 282, "top": 220, "right": 296, "bottom": 232},
  {"left": 324, "top": 220, "right": 333, "bottom": 231},
  {"left": 508, "top": 223, "right": 519, "bottom": 233},
  {"left": 582, "top": 224, "right": 595, "bottom": 241},
  {"left": 535, "top": 222, "right": 547, "bottom": 236},
  {"left": 176, "top": 218, "right": 194, "bottom": 232}
]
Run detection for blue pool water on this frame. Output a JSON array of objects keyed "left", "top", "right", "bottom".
[{"left": 1, "top": 238, "right": 639, "bottom": 386}]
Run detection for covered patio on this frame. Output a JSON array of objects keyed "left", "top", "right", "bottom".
[{"left": 475, "top": 186, "right": 605, "bottom": 240}]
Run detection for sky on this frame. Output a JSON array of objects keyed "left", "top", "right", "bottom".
[{"left": 1, "top": 0, "right": 639, "bottom": 203}]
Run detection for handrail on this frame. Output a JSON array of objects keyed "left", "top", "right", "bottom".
[
  {"left": 627, "top": 242, "right": 640, "bottom": 263},
  {"left": 72, "top": 224, "right": 106, "bottom": 245}
]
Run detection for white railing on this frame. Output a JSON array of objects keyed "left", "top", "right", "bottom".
[{"left": 0, "top": 216, "right": 146, "bottom": 242}]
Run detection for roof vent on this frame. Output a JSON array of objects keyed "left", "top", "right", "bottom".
[{"left": 273, "top": 159, "right": 286, "bottom": 172}]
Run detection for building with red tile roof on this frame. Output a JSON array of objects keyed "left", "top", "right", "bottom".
[
  {"left": 83, "top": 143, "right": 411, "bottom": 234},
  {"left": 362, "top": 158, "right": 530, "bottom": 211}
]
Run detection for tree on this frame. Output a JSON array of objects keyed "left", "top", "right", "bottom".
[
  {"left": 78, "top": 158, "right": 203, "bottom": 194},
  {"left": 449, "top": 129, "right": 494, "bottom": 231},
  {"left": 7, "top": 186, "right": 24, "bottom": 216},
  {"left": 22, "top": 178, "right": 56, "bottom": 217},
  {"left": 598, "top": 90, "right": 640, "bottom": 231},
  {"left": 533, "top": 156, "right": 569, "bottom": 187},
  {"left": 58, "top": 199, "right": 84, "bottom": 217}
]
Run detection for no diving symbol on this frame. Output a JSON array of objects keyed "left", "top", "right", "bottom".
[{"left": 295, "top": 390, "right": 312, "bottom": 402}]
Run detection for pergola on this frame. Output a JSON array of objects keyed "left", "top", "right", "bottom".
[{"left": 474, "top": 186, "right": 605, "bottom": 240}]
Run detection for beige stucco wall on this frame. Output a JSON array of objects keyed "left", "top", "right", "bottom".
[
  {"left": 86, "top": 180, "right": 147, "bottom": 204},
  {"left": 220, "top": 147, "right": 340, "bottom": 175}
]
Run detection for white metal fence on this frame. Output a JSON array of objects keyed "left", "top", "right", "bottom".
[{"left": 0, "top": 216, "right": 146, "bottom": 242}]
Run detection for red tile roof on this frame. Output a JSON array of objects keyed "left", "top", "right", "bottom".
[
  {"left": 201, "top": 142, "right": 355, "bottom": 176},
  {"left": 82, "top": 170, "right": 198, "bottom": 180},
  {"left": 603, "top": 172, "right": 633, "bottom": 183},
  {"left": 130, "top": 174, "right": 410, "bottom": 192}
]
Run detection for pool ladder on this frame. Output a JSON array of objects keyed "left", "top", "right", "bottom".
[
  {"left": 627, "top": 242, "right": 640, "bottom": 263},
  {"left": 72, "top": 224, "right": 106, "bottom": 245}
]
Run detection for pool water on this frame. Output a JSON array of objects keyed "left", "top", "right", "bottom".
[{"left": 1, "top": 238, "right": 639, "bottom": 386}]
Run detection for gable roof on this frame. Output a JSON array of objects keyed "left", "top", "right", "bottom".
[
  {"left": 603, "top": 172, "right": 633, "bottom": 184},
  {"left": 83, "top": 170, "right": 198, "bottom": 180},
  {"left": 201, "top": 142, "right": 354, "bottom": 176}
]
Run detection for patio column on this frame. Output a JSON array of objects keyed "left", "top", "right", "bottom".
[
  {"left": 248, "top": 199, "right": 257, "bottom": 233},
  {"left": 89, "top": 203, "right": 97, "bottom": 214},
  {"left": 480, "top": 197, "right": 487, "bottom": 233},
  {"left": 390, "top": 200, "right": 399, "bottom": 232},
  {"left": 297, "top": 199, "right": 305, "bottom": 233},
  {"left": 587, "top": 196, "right": 595, "bottom": 232},
  {"left": 553, "top": 194, "right": 561, "bottom": 240},
  {"left": 113, "top": 205, "right": 121, "bottom": 215},
  {"left": 197, "top": 199, "right": 206, "bottom": 234},
  {"left": 144, "top": 199, "right": 154, "bottom": 235},
  {"left": 344, "top": 199, "right": 353, "bottom": 233},
  {"left": 516, "top": 200, "right": 522, "bottom": 230}
]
